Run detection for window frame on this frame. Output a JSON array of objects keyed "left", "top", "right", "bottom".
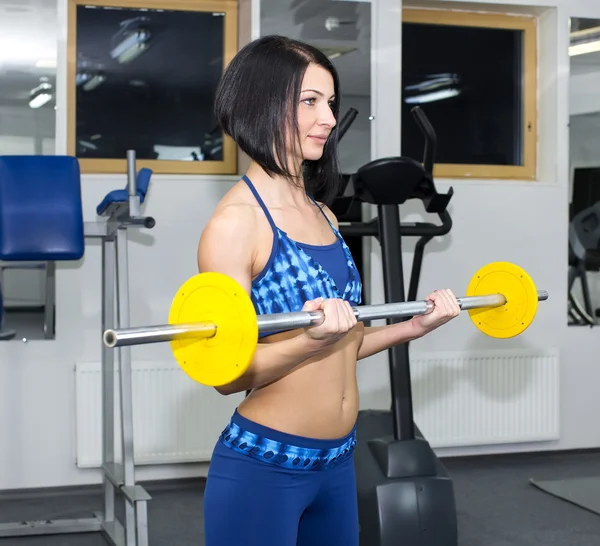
[
  {"left": 67, "top": 0, "right": 238, "bottom": 175},
  {"left": 402, "top": 8, "right": 538, "bottom": 180}
]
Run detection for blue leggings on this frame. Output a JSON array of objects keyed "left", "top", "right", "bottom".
[{"left": 204, "top": 409, "right": 359, "bottom": 546}]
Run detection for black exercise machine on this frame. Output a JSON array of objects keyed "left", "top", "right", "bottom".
[
  {"left": 335, "top": 107, "right": 457, "bottom": 546},
  {"left": 568, "top": 201, "right": 600, "bottom": 326}
]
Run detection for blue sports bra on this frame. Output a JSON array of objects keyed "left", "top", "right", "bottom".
[{"left": 243, "top": 175, "right": 362, "bottom": 337}]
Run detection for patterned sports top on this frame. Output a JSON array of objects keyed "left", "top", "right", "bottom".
[{"left": 243, "top": 175, "right": 362, "bottom": 337}]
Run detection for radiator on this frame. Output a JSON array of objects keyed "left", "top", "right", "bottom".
[
  {"left": 74, "top": 360, "right": 244, "bottom": 468},
  {"left": 75, "top": 348, "right": 560, "bottom": 467},
  {"left": 410, "top": 347, "right": 560, "bottom": 448}
]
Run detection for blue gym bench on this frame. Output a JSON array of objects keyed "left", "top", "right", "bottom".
[{"left": 0, "top": 150, "right": 154, "bottom": 546}]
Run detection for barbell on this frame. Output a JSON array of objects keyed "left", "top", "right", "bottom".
[{"left": 102, "top": 261, "right": 548, "bottom": 387}]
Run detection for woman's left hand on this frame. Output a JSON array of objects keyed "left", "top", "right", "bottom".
[{"left": 411, "top": 289, "right": 461, "bottom": 335}]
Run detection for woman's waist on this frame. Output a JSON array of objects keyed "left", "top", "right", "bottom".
[
  {"left": 218, "top": 406, "right": 357, "bottom": 470},
  {"left": 238, "top": 391, "right": 359, "bottom": 440}
]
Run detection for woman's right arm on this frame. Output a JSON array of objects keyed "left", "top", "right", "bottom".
[{"left": 197, "top": 203, "right": 355, "bottom": 395}]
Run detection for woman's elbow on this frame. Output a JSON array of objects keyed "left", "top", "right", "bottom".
[{"left": 214, "top": 385, "right": 236, "bottom": 396}]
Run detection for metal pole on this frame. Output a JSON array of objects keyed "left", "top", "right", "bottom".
[
  {"left": 104, "top": 322, "right": 217, "bottom": 347},
  {"left": 126, "top": 150, "right": 141, "bottom": 218},
  {"left": 126, "top": 150, "right": 137, "bottom": 197},
  {"left": 103, "top": 290, "right": 549, "bottom": 348}
]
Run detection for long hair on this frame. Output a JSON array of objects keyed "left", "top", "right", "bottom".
[{"left": 214, "top": 35, "right": 342, "bottom": 205}]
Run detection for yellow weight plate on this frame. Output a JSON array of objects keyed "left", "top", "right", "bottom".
[
  {"left": 466, "top": 262, "right": 538, "bottom": 339},
  {"left": 168, "top": 272, "right": 258, "bottom": 386}
]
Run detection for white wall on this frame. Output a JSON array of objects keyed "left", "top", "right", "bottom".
[{"left": 2, "top": 0, "right": 600, "bottom": 492}]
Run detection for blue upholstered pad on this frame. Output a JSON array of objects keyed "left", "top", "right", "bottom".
[
  {"left": 96, "top": 167, "right": 152, "bottom": 216},
  {"left": 0, "top": 156, "right": 85, "bottom": 261}
]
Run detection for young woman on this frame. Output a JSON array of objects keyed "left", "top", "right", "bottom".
[{"left": 199, "top": 35, "right": 460, "bottom": 546}]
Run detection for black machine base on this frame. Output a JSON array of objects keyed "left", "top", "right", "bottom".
[{"left": 355, "top": 410, "right": 458, "bottom": 546}]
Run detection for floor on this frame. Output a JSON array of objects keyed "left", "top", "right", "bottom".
[{"left": 0, "top": 449, "right": 599, "bottom": 545}]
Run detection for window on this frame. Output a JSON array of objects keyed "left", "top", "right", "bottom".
[
  {"left": 67, "top": 0, "right": 238, "bottom": 175},
  {"left": 401, "top": 9, "right": 537, "bottom": 180}
]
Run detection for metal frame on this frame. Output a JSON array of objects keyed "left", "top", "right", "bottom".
[{"left": 0, "top": 151, "right": 154, "bottom": 546}]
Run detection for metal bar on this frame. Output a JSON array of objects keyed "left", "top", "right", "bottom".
[
  {"left": 104, "top": 322, "right": 216, "bottom": 347},
  {"left": 126, "top": 150, "right": 137, "bottom": 197},
  {"left": 136, "top": 499, "right": 149, "bottom": 546},
  {"left": 103, "top": 290, "right": 549, "bottom": 348},
  {"left": 102, "top": 237, "right": 117, "bottom": 525},
  {"left": 126, "top": 150, "right": 141, "bottom": 218},
  {"left": 43, "top": 260, "right": 56, "bottom": 339},
  {"left": 115, "top": 228, "right": 135, "bottom": 491}
]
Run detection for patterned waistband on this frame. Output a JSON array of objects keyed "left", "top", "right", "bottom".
[{"left": 219, "top": 420, "right": 357, "bottom": 471}]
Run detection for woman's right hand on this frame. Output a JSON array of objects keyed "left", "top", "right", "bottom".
[{"left": 301, "top": 297, "right": 357, "bottom": 346}]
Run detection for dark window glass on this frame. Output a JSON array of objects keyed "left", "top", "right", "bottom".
[
  {"left": 401, "top": 23, "right": 524, "bottom": 167},
  {"left": 75, "top": 5, "right": 224, "bottom": 162}
]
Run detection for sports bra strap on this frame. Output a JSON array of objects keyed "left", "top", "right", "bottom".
[
  {"left": 242, "top": 175, "right": 278, "bottom": 232},
  {"left": 243, "top": 175, "right": 337, "bottom": 235},
  {"left": 307, "top": 193, "right": 337, "bottom": 232}
]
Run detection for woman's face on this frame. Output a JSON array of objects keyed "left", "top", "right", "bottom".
[{"left": 294, "top": 63, "right": 337, "bottom": 163}]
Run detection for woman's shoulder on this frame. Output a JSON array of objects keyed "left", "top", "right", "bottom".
[
  {"left": 197, "top": 181, "right": 260, "bottom": 277},
  {"left": 207, "top": 182, "right": 258, "bottom": 232}
]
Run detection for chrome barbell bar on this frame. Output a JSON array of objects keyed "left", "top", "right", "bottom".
[{"left": 102, "top": 290, "right": 549, "bottom": 348}]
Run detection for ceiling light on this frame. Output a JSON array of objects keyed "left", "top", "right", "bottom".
[
  {"left": 28, "top": 81, "right": 53, "bottom": 109},
  {"left": 569, "top": 41, "right": 600, "bottom": 56}
]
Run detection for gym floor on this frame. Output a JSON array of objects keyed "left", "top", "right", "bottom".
[{"left": 0, "top": 449, "right": 598, "bottom": 545}]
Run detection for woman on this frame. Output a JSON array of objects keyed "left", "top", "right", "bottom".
[{"left": 199, "top": 35, "right": 460, "bottom": 546}]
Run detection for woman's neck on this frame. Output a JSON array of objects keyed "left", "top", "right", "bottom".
[{"left": 245, "top": 161, "right": 310, "bottom": 209}]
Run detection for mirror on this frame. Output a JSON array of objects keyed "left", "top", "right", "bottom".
[
  {"left": 568, "top": 17, "right": 600, "bottom": 327},
  {"left": 0, "top": 0, "right": 58, "bottom": 342}
]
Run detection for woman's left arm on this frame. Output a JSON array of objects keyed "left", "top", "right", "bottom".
[{"left": 357, "top": 289, "right": 461, "bottom": 360}]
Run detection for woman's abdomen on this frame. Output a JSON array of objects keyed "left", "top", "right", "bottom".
[{"left": 237, "top": 328, "right": 362, "bottom": 439}]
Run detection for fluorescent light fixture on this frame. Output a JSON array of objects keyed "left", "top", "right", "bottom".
[
  {"left": 404, "top": 89, "right": 460, "bottom": 104},
  {"left": 82, "top": 74, "right": 106, "bottom": 91},
  {"left": 569, "top": 40, "right": 600, "bottom": 56},
  {"left": 117, "top": 42, "right": 148, "bottom": 63},
  {"left": 405, "top": 73, "right": 459, "bottom": 92},
  {"left": 29, "top": 92, "right": 52, "bottom": 109},
  {"left": 317, "top": 46, "right": 357, "bottom": 60},
  {"left": 110, "top": 29, "right": 150, "bottom": 64},
  {"left": 28, "top": 81, "right": 53, "bottom": 109}
]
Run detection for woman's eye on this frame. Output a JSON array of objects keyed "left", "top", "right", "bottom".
[{"left": 303, "top": 97, "right": 316, "bottom": 105}]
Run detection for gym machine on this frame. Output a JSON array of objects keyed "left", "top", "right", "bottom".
[
  {"left": 567, "top": 201, "right": 600, "bottom": 326},
  {"left": 0, "top": 151, "right": 154, "bottom": 546},
  {"left": 337, "top": 107, "right": 458, "bottom": 546}
]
